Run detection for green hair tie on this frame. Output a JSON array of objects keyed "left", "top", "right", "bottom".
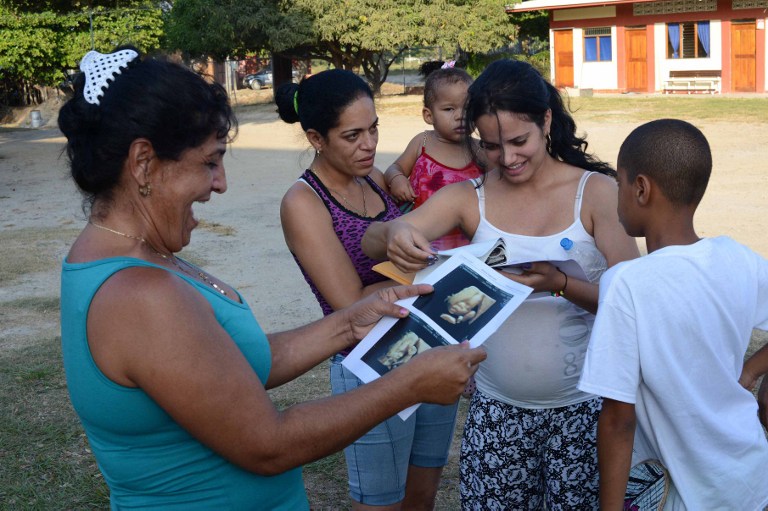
[{"left": 293, "top": 90, "right": 299, "bottom": 115}]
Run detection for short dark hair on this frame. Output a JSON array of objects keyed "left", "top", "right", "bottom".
[
  {"left": 423, "top": 67, "right": 473, "bottom": 109},
  {"left": 618, "top": 119, "right": 712, "bottom": 206},
  {"left": 464, "top": 59, "right": 615, "bottom": 177},
  {"left": 58, "top": 46, "right": 236, "bottom": 209},
  {"left": 275, "top": 69, "right": 373, "bottom": 137}
]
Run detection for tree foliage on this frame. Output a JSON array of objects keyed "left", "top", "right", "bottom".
[
  {"left": 166, "top": 0, "right": 516, "bottom": 94},
  {"left": 0, "top": 1, "right": 164, "bottom": 104}
]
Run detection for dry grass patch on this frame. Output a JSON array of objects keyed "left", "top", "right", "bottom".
[
  {"left": 0, "top": 336, "right": 110, "bottom": 510},
  {"left": 0, "top": 228, "right": 79, "bottom": 284},
  {"left": 197, "top": 219, "right": 237, "bottom": 236}
]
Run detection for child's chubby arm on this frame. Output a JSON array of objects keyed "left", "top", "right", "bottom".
[
  {"left": 384, "top": 133, "right": 423, "bottom": 202},
  {"left": 739, "top": 341, "right": 768, "bottom": 427},
  {"left": 597, "top": 398, "right": 636, "bottom": 511}
]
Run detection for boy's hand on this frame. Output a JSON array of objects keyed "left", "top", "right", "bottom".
[
  {"left": 758, "top": 377, "right": 768, "bottom": 429},
  {"left": 739, "top": 367, "right": 759, "bottom": 391}
]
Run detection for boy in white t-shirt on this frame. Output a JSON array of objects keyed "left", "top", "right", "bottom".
[{"left": 578, "top": 119, "right": 768, "bottom": 510}]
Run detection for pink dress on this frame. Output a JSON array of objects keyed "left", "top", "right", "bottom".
[{"left": 409, "top": 136, "right": 482, "bottom": 250}]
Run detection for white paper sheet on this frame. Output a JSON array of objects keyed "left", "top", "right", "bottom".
[{"left": 342, "top": 252, "right": 533, "bottom": 420}]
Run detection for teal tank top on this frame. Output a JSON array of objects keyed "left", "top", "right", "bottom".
[{"left": 60, "top": 257, "right": 309, "bottom": 510}]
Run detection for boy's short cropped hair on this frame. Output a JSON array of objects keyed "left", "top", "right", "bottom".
[{"left": 617, "top": 119, "right": 712, "bottom": 206}]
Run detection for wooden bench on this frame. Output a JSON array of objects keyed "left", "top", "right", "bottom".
[{"left": 663, "top": 70, "right": 721, "bottom": 94}]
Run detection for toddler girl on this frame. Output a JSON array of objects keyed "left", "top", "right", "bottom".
[{"left": 384, "top": 62, "right": 481, "bottom": 251}]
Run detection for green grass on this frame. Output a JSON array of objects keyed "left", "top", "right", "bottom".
[
  {"left": 374, "top": 93, "right": 768, "bottom": 123},
  {"left": 232, "top": 74, "right": 768, "bottom": 122},
  {"left": 0, "top": 337, "right": 110, "bottom": 510},
  {"left": 566, "top": 95, "right": 768, "bottom": 123}
]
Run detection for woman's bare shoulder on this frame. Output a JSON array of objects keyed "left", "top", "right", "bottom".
[
  {"left": 280, "top": 179, "right": 325, "bottom": 215},
  {"left": 583, "top": 170, "right": 618, "bottom": 198}
]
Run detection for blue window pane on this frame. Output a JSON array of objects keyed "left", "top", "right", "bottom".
[
  {"left": 600, "top": 36, "right": 612, "bottom": 61},
  {"left": 585, "top": 37, "right": 597, "bottom": 61}
]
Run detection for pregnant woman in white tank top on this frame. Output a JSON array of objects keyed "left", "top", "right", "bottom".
[{"left": 363, "top": 60, "right": 639, "bottom": 510}]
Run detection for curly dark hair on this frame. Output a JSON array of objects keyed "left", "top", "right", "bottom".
[
  {"left": 464, "top": 59, "right": 614, "bottom": 177},
  {"left": 58, "top": 46, "right": 237, "bottom": 209}
]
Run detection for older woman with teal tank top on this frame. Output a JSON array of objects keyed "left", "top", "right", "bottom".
[{"left": 58, "top": 47, "right": 486, "bottom": 510}]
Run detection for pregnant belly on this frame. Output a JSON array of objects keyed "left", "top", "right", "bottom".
[{"left": 474, "top": 299, "right": 594, "bottom": 406}]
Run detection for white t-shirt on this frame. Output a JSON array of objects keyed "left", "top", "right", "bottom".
[
  {"left": 472, "top": 171, "right": 606, "bottom": 408},
  {"left": 579, "top": 236, "right": 768, "bottom": 510}
]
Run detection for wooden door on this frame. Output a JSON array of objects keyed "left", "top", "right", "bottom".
[
  {"left": 554, "top": 30, "right": 574, "bottom": 88},
  {"left": 731, "top": 21, "right": 756, "bottom": 92},
  {"left": 625, "top": 27, "right": 648, "bottom": 92}
]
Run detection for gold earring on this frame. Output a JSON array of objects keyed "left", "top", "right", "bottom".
[
  {"left": 545, "top": 133, "right": 552, "bottom": 154},
  {"left": 139, "top": 182, "right": 152, "bottom": 198}
]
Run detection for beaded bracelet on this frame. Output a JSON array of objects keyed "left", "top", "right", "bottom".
[{"left": 551, "top": 267, "right": 568, "bottom": 297}]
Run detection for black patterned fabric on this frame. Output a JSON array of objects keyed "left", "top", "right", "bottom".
[{"left": 460, "top": 390, "right": 602, "bottom": 510}]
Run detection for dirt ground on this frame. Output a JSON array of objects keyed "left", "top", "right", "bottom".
[
  {"left": 2, "top": 94, "right": 767, "bottom": 332},
  {"left": 1, "top": 92, "right": 767, "bottom": 507}
]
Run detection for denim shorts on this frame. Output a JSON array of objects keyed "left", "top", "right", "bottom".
[{"left": 330, "top": 354, "right": 459, "bottom": 506}]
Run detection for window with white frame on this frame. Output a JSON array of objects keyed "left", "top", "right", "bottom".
[
  {"left": 584, "top": 27, "right": 612, "bottom": 62},
  {"left": 667, "top": 21, "right": 710, "bottom": 58}
]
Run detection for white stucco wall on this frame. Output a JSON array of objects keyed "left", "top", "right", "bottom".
[
  {"left": 574, "top": 26, "right": 619, "bottom": 89},
  {"left": 547, "top": 11, "right": 766, "bottom": 92},
  {"left": 763, "top": 18, "right": 768, "bottom": 89},
  {"left": 653, "top": 20, "right": 722, "bottom": 91},
  {"left": 549, "top": 27, "right": 619, "bottom": 90}
]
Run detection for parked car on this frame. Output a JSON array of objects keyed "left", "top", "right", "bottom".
[
  {"left": 242, "top": 67, "right": 301, "bottom": 90},
  {"left": 243, "top": 68, "right": 272, "bottom": 90}
]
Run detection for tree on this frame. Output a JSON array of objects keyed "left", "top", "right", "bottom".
[
  {"left": 166, "top": 0, "right": 516, "bottom": 94},
  {"left": 0, "top": 1, "right": 164, "bottom": 105}
]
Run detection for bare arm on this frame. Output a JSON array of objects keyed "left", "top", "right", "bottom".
[
  {"left": 265, "top": 284, "right": 430, "bottom": 387},
  {"left": 588, "top": 174, "right": 642, "bottom": 267},
  {"left": 597, "top": 398, "right": 637, "bottom": 510},
  {"left": 362, "top": 180, "right": 480, "bottom": 271},
  {"left": 740, "top": 339, "right": 768, "bottom": 390},
  {"left": 281, "top": 181, "right": 394, "bottom": 312},
  {"left": 582, "top": 173, "right": 639, "bottom": 312},
  {"left": 384, "top": 133, "right": 422, "bottom": 202},
  {"left": 740, "top": 339, "right": 768, "bottom": 427},
  {"left": 501, "top": 261, "right": 602, "bottom": 313},
  {"left": 88, "top": 269, "right": 487, "bottom": 476}
]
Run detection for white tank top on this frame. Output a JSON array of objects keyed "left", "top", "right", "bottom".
[{"left": 471, "top": 171, "right": 604, "bottom": 408}]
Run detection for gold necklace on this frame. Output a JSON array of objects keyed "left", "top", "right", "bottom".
[
  {"left": 312, "top": 169, "right": 368, "bottom": 217},
  {"left": 88, "top": 221, "right": 228, "bottom": 296}
]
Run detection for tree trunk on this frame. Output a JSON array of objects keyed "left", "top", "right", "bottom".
[{"left": 272, "top": 54, "right": 293, "bottom": 90}]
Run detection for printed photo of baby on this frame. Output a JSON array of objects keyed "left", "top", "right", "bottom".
[
  {"left": 412, "top": 263, "right": 514, "bottom": 342},
  {"left": 377, "top": 331, "right": 430, "bottom": 370},
  {"left": 439, "top": 285, "right": 495, "bottom": 325},
  {"left": 361, "top": 314, "right": 449, "bottom": 377}
]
